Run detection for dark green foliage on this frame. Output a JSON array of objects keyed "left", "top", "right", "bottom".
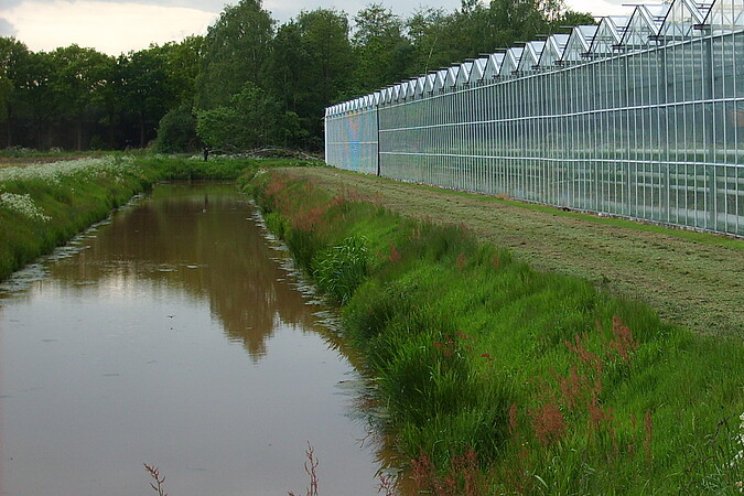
[
  {"left": 154, "top": 104, "right": 199, "bottom": 153},
  {"left": 0, "top": 0, "right": 593, "bottom": 152},
  {"left": 196, "top": 82, "right": 297, "bottom": 150},
  {"left": 194, "top": 0, "right": 273, "bottom": 111}
]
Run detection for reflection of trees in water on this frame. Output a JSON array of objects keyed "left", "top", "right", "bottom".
[{"left": 50, "top": 184, "right": 316, "bottom": 360}]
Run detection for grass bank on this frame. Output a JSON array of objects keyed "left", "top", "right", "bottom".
[
  {"left": 0, "top": 155, "right": 316, "bottom": 282},
  {"left": 249, "top": 167, "right": 744, "bottom": 495},
  {"left": 278, "top": 167, "right": 744, "bottom": 338}
]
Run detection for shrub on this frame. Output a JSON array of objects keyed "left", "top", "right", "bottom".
[{"left": 154, "top": 104, "right": 199, "bottom": 153}]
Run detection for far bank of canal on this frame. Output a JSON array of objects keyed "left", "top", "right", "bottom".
[{"left": 0, "top": 183, "right": 381, "bottom": 496}]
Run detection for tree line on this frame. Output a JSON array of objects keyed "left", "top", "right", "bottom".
[{"left": 0, "top": 0, "right": 592, "bottom": 153}]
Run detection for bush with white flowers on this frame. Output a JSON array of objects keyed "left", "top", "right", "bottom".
[
  {"left": 0, "top": 192, "right": 51, "bottom": 221},
  {"left": 0, "top": 156, "right": 134, "bottom": 184}
]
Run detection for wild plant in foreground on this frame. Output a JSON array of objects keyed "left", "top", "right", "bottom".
[
  {"left": 410, "top": 449, "right": 481, "bottom": 496},
  {"left": 144, "top": 464, "right": 168, "bottom": 496},
  {"left": 289, "top": 442, "right": 319, "bottom": 496}
]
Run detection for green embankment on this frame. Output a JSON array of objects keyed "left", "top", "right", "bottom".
[
  {"left": 0, "top": 155, "right": 315, "bottom": 281},
  {"left": 248, "top": 167, "right": 744, "bottom": 495}
]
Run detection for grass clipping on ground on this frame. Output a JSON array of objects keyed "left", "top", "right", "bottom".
[{"left": 250, "top": 167, "right": 744, "bottom": 495}]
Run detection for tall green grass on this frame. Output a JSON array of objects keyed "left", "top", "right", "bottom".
[{"left": 250, "top": 169, "right": 744, "bottom": 494}]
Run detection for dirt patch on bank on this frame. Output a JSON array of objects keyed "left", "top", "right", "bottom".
[{"left": 277, "top": 166, "right": 744, "bottom": 338}]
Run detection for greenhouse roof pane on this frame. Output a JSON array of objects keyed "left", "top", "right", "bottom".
[
  {"left": 457, "top": 61, "right": 474, "bottom": 86},
  {"left": 620, "top": 4, "right": 670, "bottom": 49},
  {"left": 406, "top": 78, "right": 418, "bottom": 98},
  {"left": 589, "top": 15, "right": 630, "bottom": 56},
  {"left": 658, "top": 0, "right": 707, "bottom": 40},
  {"left": 415, "top": 76, "right": 427, "bottom": 97},
  {"left": 562, "top": 25, "right": 598, "bottom": 64},
  {"left": 382, "top": 87, "right": 392, "bottom": 103},
  {"left": 424, "top": 72, "right": 437, "bottom": 93},
  {"left": 469, "top": 57, "right": 489, "bottom": 83},
  {"left": 501, "top": 47, "right": 523, "bottom": 76},
  {"left": 704, "top": 0, "right": 744, "bottom": 33},
  {"left": 433, "top": 68, "right": 448, "bottom": 92},
  {"left": 444, "top": 65, "right": 460, "bottom": 88},
  {"left": 517, "top": 41, "right": 545, "bottom": 73},
  {"left": 392, "top": 84, "right": 401, "bottom": 101},
  {"left": 483, "top": 52, "right": 506, "bottom": 79},
  {"left": 538, "top": 34, "right": 570, "bottom": 69}
]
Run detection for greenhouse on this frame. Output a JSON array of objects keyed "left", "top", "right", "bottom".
[{"left": 324, "top": 0, "right": 744, "bottom": 236}]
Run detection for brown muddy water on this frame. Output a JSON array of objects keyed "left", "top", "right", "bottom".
[{"left": 0, "top": 183, "right": 385, "bottom": 496}]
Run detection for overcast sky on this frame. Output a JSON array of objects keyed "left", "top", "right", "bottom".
[{"left": 0, "top": 0, "right": 628, "bottom": 56}]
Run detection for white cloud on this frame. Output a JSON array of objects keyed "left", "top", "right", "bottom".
[
  {"left": 565, "top": 0, "right": 628, "bottom": 17},
  {"left": 4, "top": 0, "right": 218, "bottom": 55}
]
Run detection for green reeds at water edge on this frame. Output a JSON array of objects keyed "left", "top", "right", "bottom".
[{"left": 250, "top": 169, "right": 744, "bottom": 495}]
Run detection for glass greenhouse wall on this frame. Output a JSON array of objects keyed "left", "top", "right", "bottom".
[{"left": 325, "top": 0, "right": 744, "bottom": 236}]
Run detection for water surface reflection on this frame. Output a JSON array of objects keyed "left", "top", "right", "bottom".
[{"left": 0, "top": 183, "right": 379, "bottom": 496}]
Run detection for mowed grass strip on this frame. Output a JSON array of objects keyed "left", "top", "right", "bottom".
[{"left": 250, "top": 168, "right": 744, "bottom": 494}]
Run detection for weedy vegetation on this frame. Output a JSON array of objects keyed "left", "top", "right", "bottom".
[
  {"left": 5, "top": 156, "right": 744, "bottom": 494},
  {"left": 250, "top": 168, "right": 744, "bottom": 495}
]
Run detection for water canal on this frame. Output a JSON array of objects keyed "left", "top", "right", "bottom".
[{"left": 0, "top": 183, "right": 382, "bottom": 496}]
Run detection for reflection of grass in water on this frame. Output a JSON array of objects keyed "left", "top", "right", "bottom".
[{"left": 252, "top": 168, "right": 744, "bottom": 495}]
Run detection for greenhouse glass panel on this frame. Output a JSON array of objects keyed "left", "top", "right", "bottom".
[
  {"left": 470, "top": 57, "right": 488, "bottom": 84},
  {"left": 517, "top": 41, "right": 545, "bottom": 74},
  {"left": 484, "top": 52, "right": 506, "bottom": 79},
  {"left": 620, "top": 4, "right": 669, "bottom": 49},
  {"left": 501, "top": 47, "right": 523, "bottom": 77},
  {"left": 539, "top": 34, "right": 570, "bottom": 69},
  {"left": 658, "top": 0, "right": 708, "bottom": 41},
  {"left": 590, "top": 16, "right": 629, "bottom": 57},
  {"left": 326, "top": 0, "right": 744, "bottom": 236}
]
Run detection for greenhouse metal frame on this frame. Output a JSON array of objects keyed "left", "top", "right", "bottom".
[{"left": 325, "top": 0, "right": 744, "bottom": 236}]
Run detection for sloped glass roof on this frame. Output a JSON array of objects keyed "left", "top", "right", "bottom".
[
  {"left": 415, "top": 76, "right": 427, "bottom": 97},
  {"left": 517, "top": 41, "right": 545, "bottom": 74},
  {"left": 432, "top": 68, "right": 448, "bottom": 92},
  {"left": 620, "top": 4, "right": 670, "bottom": 48},
  {"left": 406, "top": 78, "right": 418, "bottom": 98},
  {"left": 456, "top": 61, "right": 474, "bottom": 86},
  {"left": 704, "top": 0, "right": 744, "bottom": 33},
  {"left": 392, "top": 84, "right": 401, "bottom": 101},
  {"left": 538, "top": 34, "right": 570, "bottom": 69},
  {"left": 659, "top": 0, "right": 709, "bottom": 40},
  {"left": 424, "top": 73, "right": 437, "bottom": 93},
  {"left": 589, "top": 16, "right": 629, "bottom": 56},
  {"left": 562, "top": 25, "right": 598, "bottom": 64},
  {"left": 444, "top": 65, "right": 460, "bottom": 89},
  {"left": 469, "top": 57, "right": 489, "bottom": 84},
  {"left": 328, "top": 0, "right": 744, "bottom": 117},
  {"left": 501, "top": 47, "right": 523, "bottom": 77},
  {"left": 483, "top": 52, "right": 506, "bottom": 79}
]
